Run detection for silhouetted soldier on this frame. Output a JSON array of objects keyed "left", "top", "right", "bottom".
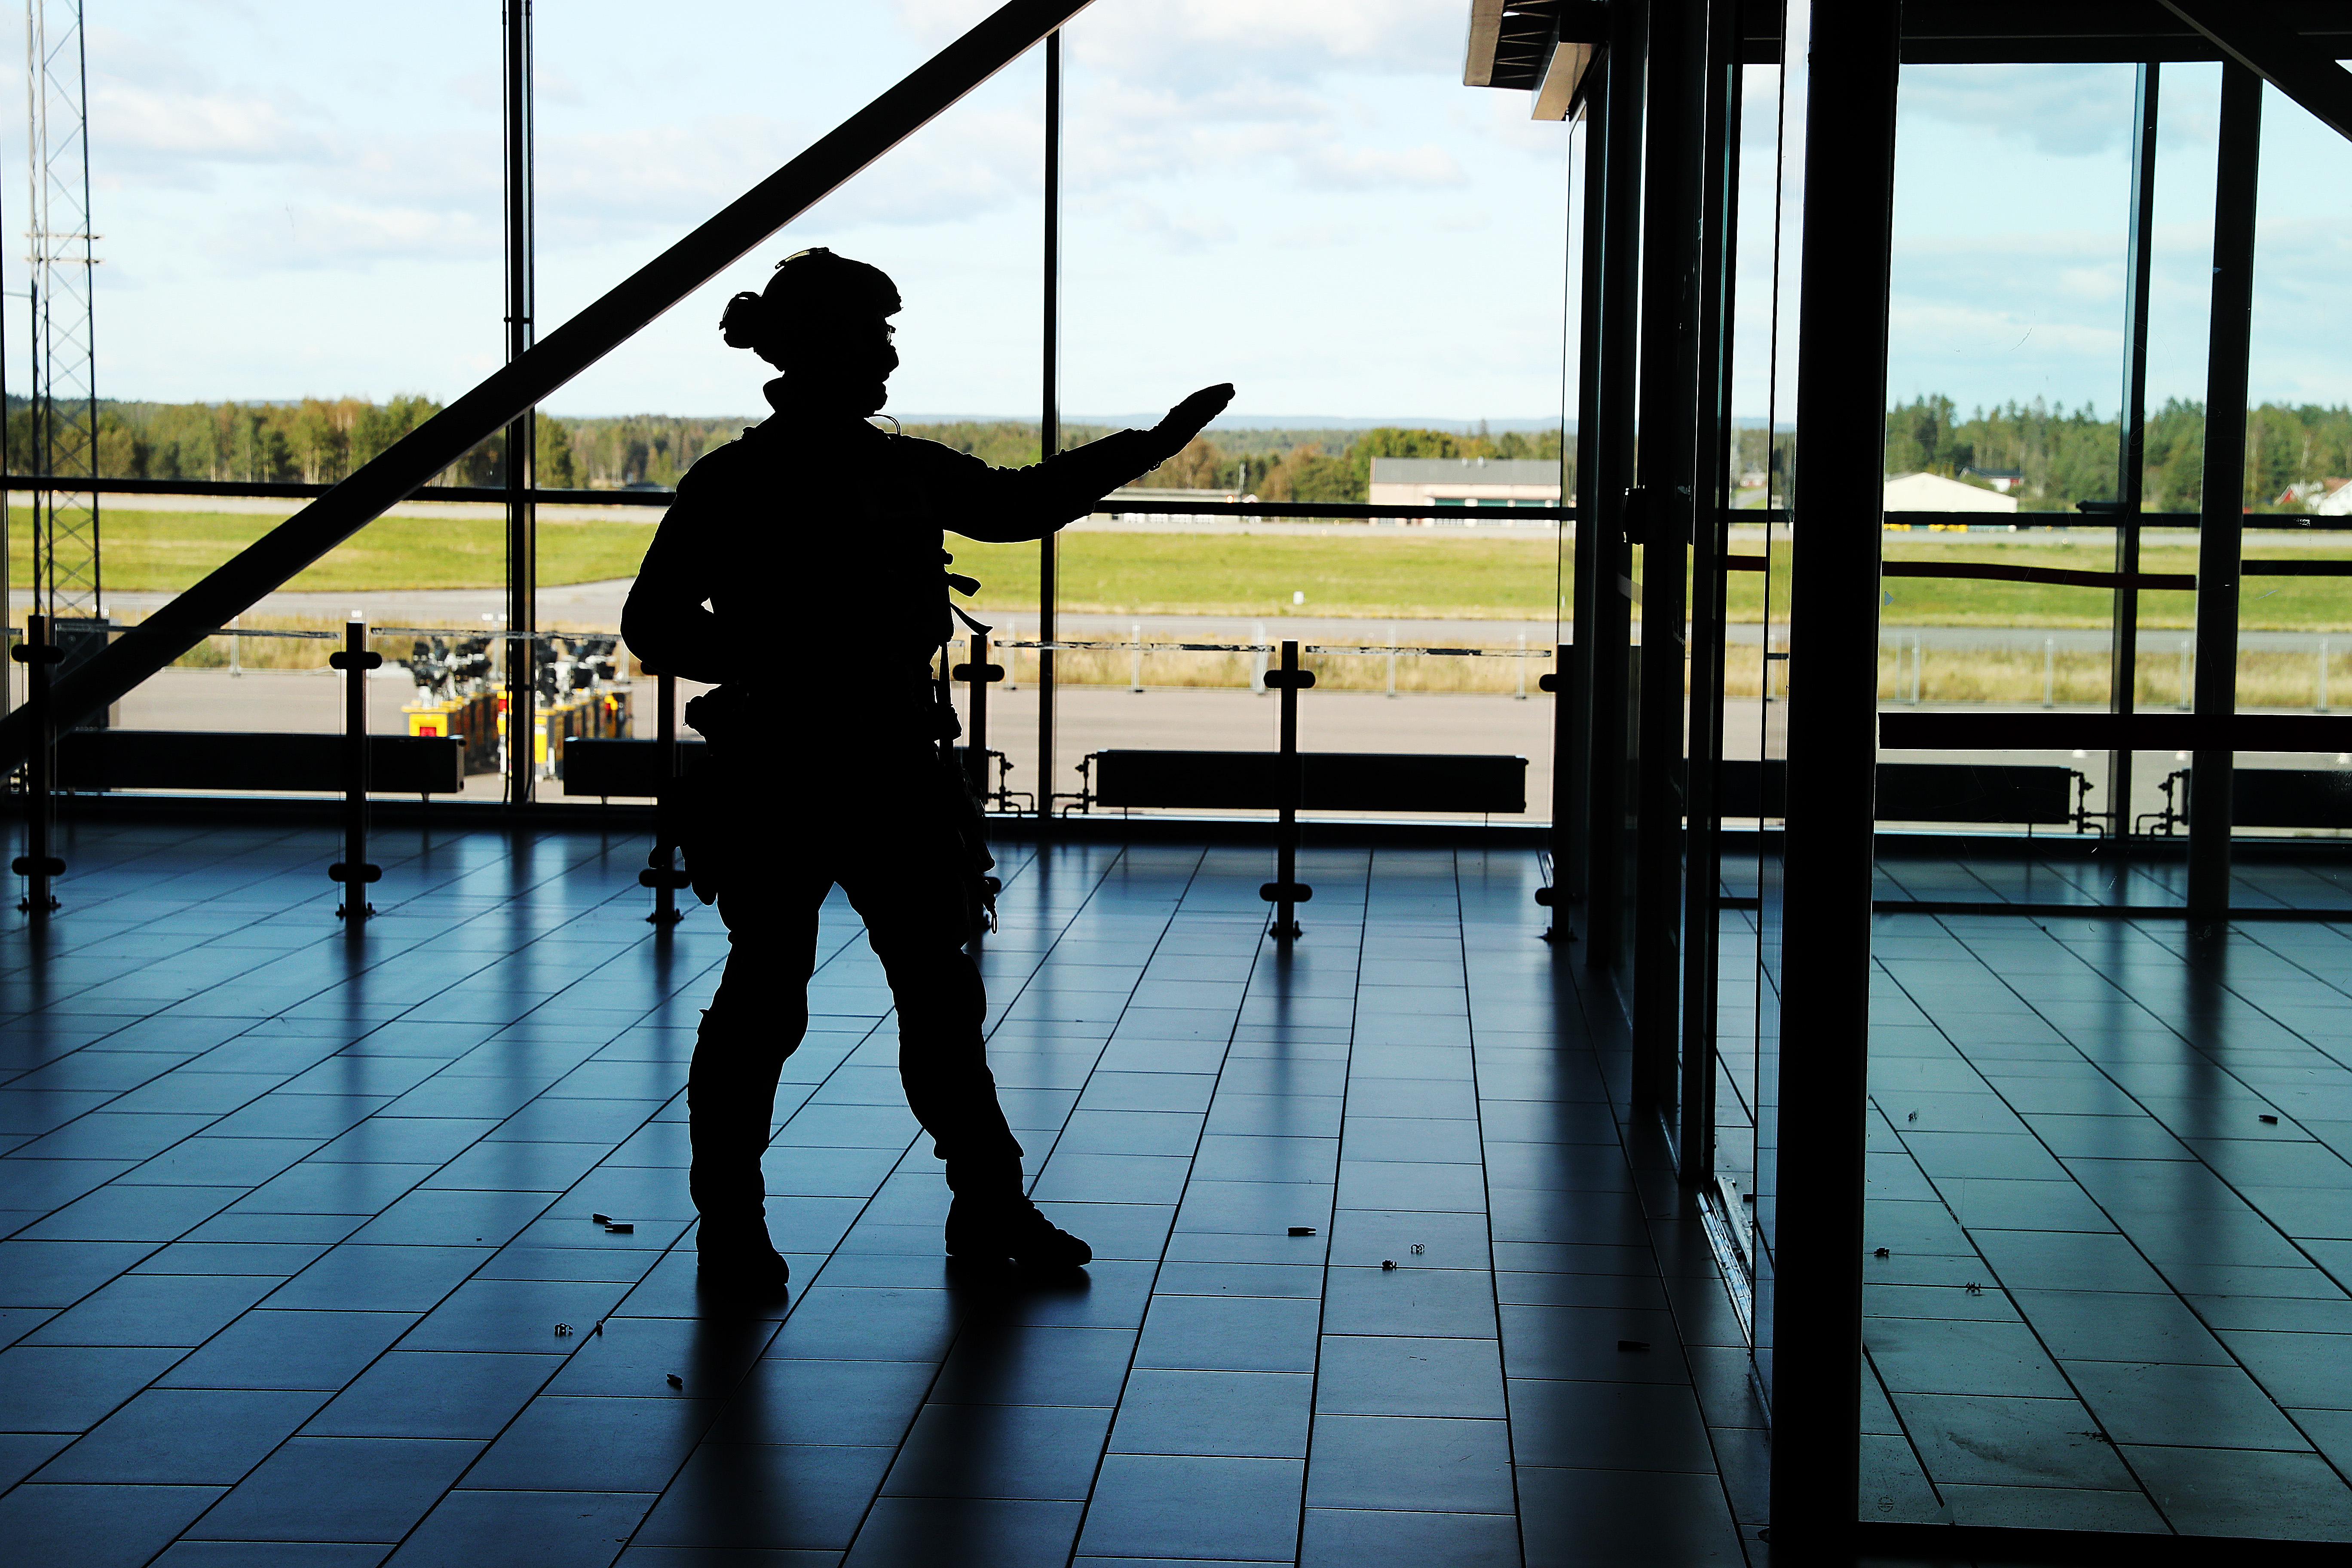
[{"left": 624, "top": 247, "right": 1231, "bottom": 1292}]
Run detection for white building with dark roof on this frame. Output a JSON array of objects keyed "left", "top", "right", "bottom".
[{"left": 1367, "top": 455, "right": 1561, "bottom": 512}]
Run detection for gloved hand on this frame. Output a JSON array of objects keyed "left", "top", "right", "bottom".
[{"left": 1147, "top": 383, "right": 1236, "bottom": 464}]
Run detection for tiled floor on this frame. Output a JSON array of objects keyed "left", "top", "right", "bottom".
[
  {"left": 1867, "top": 841, "right": 2352, "bottom": 913},
  {"left": 1715, "top": 836, "right": 2352, "bottom": 915},
  {"left": 0, "top": 819, "right": 1757, "bottom": 1567},
  {"left": 1855, "top": 910, "right": 2352, "bottom": 1540},
  {"left": 1717, "top": 844, "right": 2352, "bottom": 1545}
]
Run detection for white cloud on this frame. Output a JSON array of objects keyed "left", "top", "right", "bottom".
[
  {"left": 1899, "top": 64, "right": 2137, "bottom": 158},
  {"left": 1113, "top": 198, "right": 1234, "bottom": 252},
  {"left": 1298, "top": 142, "right": 1466, "bottom": 191},
  {"left": 93, "top": 82, "right": 315, "bottom": 163},
  {"left": 224, "top": 200, "right": 497, "bottom": 269},
  {"left": 896, "top": 0, "right": 1452, "bottom": 83}
]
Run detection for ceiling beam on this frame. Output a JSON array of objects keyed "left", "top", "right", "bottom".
[
  {"left": 1465, "top": 0, "right": 1507, "bottom": 87},
  {"left": 2162, "top": 0, "right": 2352, "bottom": 142}
]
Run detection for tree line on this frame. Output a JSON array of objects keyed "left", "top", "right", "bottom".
[
  {"left": 1, "top": 397, "right": 1571, "bottom": 507},
  {"left": 1883, "top": 394, "right": 2352, "bottom": 512},
  {"left": 32, "top": 391, "right": 2347, "bottom": 514}
]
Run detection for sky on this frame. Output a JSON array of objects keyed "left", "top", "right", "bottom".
[{"left": 7, "top": 3, "right": 2349, "bottom": 425}]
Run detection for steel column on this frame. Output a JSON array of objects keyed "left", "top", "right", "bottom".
[
  {"left": 1632, "top": 0, "right": 1709, "bottom": 1112},
  {"left": 1637, "top": 0, "right": 1712, "bottom": 1114},
  {"left": 1581, "top": 0, "right": 1648, "bottom": 986},
  {"left": 503, "top": 0, "right": 537, "bottom": 810},
  {"left": 1562, "top": 67, "right": 1611, "bottom": 913},
  {"left": 1678, "top": 0, "right": 1742, "bottom": 1184},
  {"left": 1768, "top": 0, "right": 1901, "bottom": 1548},
  {"left": 2188, "top": 64, "right": 2262, "bottom": 925},
  {"left": 2109, "top": 64, "right": 2159, "bottom": 843},
  {"left": 1036, "top": 29, "right": 1061, "bottom": 822}
]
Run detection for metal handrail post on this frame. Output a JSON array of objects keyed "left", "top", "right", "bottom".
[
  {"left": 1537, "top": 640, "right": 1573, "bottom": 935},
  {"left": 11, "top": 613, "right": 63, "bottom": 913},
  {"left": 328, "top": 618, "right": 383, "bottom": 920},
  {"left": 953, "top": 629, "right": 1004, "bottom": 800},
  {"left": 1258, "top": 638, "right": 1314, "bottom": 943},
  {"left": 639, "top": 671, "right": 684, "bottom": 927}
]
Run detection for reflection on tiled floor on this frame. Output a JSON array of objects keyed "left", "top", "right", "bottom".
[
  {"left": 0, "top": 821, "right": 1754, "bottom": 1567},
  {"left": 1719, "top": 839, "right": 2352, "bottom": 914},
  {"left": 1864, "top": 910, "right": 2352, "bottom": 1539},
  {"left": 1872, "top": 845, "right": 2352, "bottom": 912}
]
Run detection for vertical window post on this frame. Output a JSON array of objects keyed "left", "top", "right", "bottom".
[
  {"left": 1770, "top": 0, "right": 1900, "bottom": 1549},
  {"left": 2110, "top": 63, "right": 2159, "bottom": 843},
  {"left": 504, "top": 0, "right": 537, "bottom": 810},
  {"left": 1037, "top": 29, "right": 1061, "bottom": 822},
  {"left": 2188, "top": 64, "right": 2261, "bottom": 926}
]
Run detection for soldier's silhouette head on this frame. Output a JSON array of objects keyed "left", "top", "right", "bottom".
[{"left": 721, "top": 248, "right": 901, "bottom": 415}]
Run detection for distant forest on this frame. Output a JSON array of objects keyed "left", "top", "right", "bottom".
[
  {"left": 0, "top": 397, "right": 1566, "bottom": 505},
  {"left": 1879, "top": 395, "right": 2352, "bottom": 512},
  {"left": 11, "top": 394, "right": 2347, "bottom": 513}
]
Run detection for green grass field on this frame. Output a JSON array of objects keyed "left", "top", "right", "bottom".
[{"left": 15, "top": 507, "right": 2352, "bottom": 630}]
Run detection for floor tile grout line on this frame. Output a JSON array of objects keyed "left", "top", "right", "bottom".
[
  {"left": 1283, "top": 846, "right": 1372, "bottom": 1566},
  {"left": 824, "top": 837, "right": 1171, "bottom": 1566},
  {"left": 1052, "top": 842, "right": 1320, "bottom": 1568},
  {"left": 4, "top": 852, "right": 675, "bottom": 1469},
  {"left": 1919, "top": 914, "right": 2352, "bottom": 1498},
  {"left": 1957, "top": 917, "right": 2352, "bottom": 1294},
  {"left": 92, "top": 857, "right": 810, "bottom": 1556},
  {"left": 1873, "top": 927, "right": 2196, "bottom": 1526},
  {"left": 4, "top": 818, "right": 333, "bottom": 956},
  {"left": 1881, "top": 933, "right": 2166, "bottom": 1510},
  {"left": 611, "top": 836, "right": 1134, "bottom": 1566},
  {"left": 3, "top": 830, "right": 715, "bottom": 1190},
  {"left": 1496, "top": 854, "right": 1754, "bottom": 1558},
  {"left": 1458, "top": 849, "right": 1536, "bottom": 1568}
]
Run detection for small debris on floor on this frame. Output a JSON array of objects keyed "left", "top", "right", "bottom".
[
  {"left": 1381, "top": 1259, "right": 1398, "bottom": 1271},
  {"left": 1873, "top": 1247, "right": 1890, "bottom": 1259},
  {"left": 604, "top": 1222, "right": 635, "bottom": 1234},
  {"left": 592, "top": 1213, "right": 615, "bottom": 1225},
  {"left": 666, "top": 1373, "right": 683, "bottom": 1389},
  {"left": 1963, "top": 1283, "right": 1983, "bottom": 1295},
  {"left": 554, "top": 1323, "right": 573, "bottom": 1336},
  {"left": 1410, "top": 1243, "right": 1424, "bottom": 1255},
  {"left": 2259, "top": 1114, "right": 2279, "bottom": 1125},
  {"left": 1287, "top": 1225, "right": 1316, "bottom": 1237},
  {"left": 1906, "top": 1111, "right": 1918, "bottom": 1122},
  {"left": 594, "top": 1321, "right": 604, "bottom": 1336},
  {"left": 1617, "top": 1339, "right": 1651, "bottom": 1353}
]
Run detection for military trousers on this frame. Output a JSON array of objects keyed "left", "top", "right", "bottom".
[{"left": 686, "top": 756, "right": 1022, "bottom": 1232}]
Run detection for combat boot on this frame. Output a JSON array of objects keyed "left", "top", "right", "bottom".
[
  {"left": 944, "top": 1192, "right": 1093, "bottom": 1268},
  {"left": 696, "top": 1219, "right": 791, "bottom": 1297}
]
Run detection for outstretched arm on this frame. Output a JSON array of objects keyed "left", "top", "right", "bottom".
[{"left": 913, "top": 383, "right": 1237, "bottom": 543}]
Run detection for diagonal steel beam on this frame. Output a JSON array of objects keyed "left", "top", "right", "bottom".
[
  {"left": 2162, "top": 0, "right": 2352, "bottom": 142},
  {"left": 0, "top": 0, "right": 1093, "bottom": 769}
]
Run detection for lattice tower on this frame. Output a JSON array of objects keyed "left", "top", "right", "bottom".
[{"left": 24, "top": 0, "right": 99, "bottom": 618}]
